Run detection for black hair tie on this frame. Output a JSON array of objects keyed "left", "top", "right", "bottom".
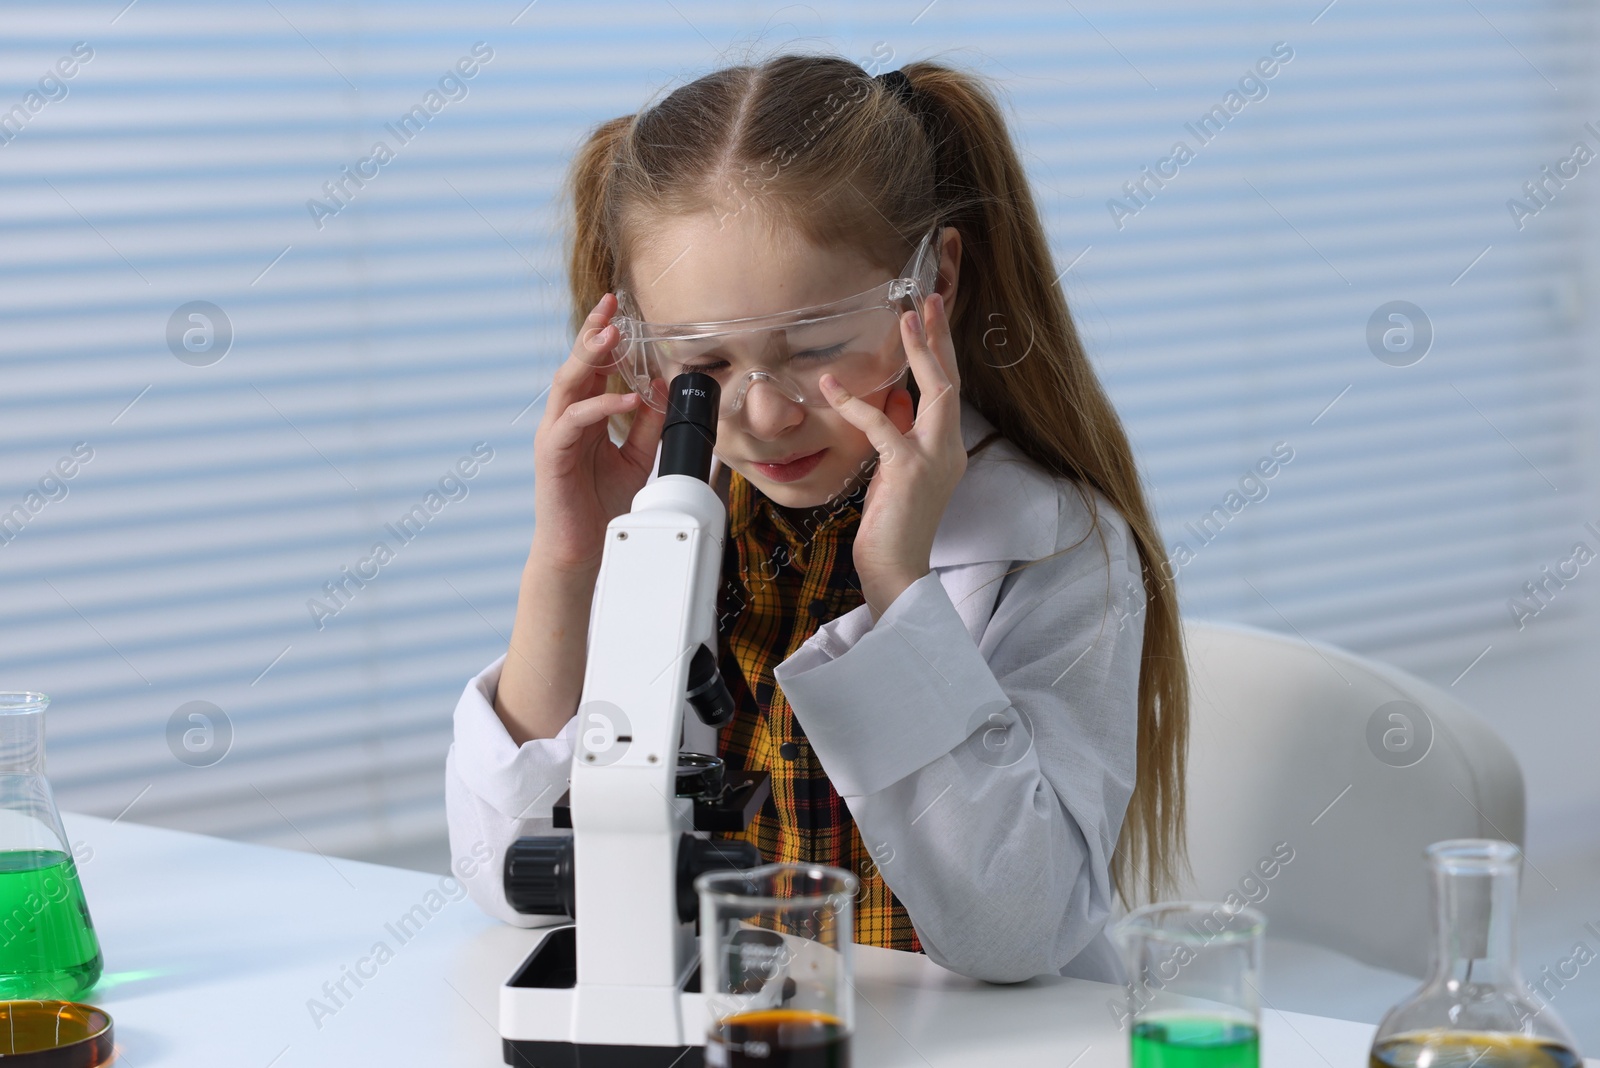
[
  {"left": 876, "top": 68, "right": 917, "bottom": 111},
  {"left": 875, "top": 68, "right": 942, "bottom": 212}
]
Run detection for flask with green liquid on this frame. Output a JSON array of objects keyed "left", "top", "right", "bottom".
[{"left": 0, "top": 693, "right": 102, "bottom": 1000}]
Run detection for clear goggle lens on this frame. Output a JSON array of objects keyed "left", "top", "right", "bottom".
[{"left": 613, "top": 227, "right": 942, "bottom": 418}]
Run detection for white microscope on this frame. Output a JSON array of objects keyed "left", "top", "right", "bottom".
[{"left": 497, "top": 372, "right": 772, "bottom": 1067}]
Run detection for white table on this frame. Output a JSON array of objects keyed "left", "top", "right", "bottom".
[{"left": 62, "top": 811, "right": 1582, "bottom": 1068}]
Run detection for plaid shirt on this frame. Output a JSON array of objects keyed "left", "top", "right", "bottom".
[{"left": 713, "top": 466, "right": 925, "bottom": 953}]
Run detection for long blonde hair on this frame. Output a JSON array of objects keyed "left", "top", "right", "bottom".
[{"left": 558, "top": 53, "right": 1190, "bottom": 906}]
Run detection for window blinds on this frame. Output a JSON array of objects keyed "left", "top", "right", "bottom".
[{"left": 0, "top": 0, "right": 1589, "bottom": 861}]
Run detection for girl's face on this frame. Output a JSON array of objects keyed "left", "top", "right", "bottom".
[{"left": 625, "top": 211, "right": 928, "bottom": 509}]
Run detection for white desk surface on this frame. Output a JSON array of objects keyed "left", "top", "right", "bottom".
[{"left": 63, "top": 811, "right": 1593, "bottom": 1068}]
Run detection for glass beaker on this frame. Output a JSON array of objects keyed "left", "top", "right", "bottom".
[
  {"left": 1111, "top": 901, "right": 1266, "bottom": 1068},
  {"left": 0, "top": 693, "right": 102, "bottom": 1000},
  {"left": 696, "top": 863, "right": 857, "bottom": 1068},
  {"left": 1369, "top": 839, "right": 1582, "bottom": 1068}
]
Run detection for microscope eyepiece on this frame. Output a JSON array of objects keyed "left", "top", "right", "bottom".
[{"left": 657, "top": 371, "right": 720, "bottom": 483}]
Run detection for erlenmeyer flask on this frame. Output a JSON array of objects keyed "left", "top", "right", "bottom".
[
  {"left": 1370, "top": 839, "right": 1581, "bottom": 1068},
  {"left": 0, "top": 693, "right": 102, "bottom": 1000}
]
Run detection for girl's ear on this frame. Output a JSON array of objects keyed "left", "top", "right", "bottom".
[{"left": 935, "top": 226, "right": 962, "bottom": 307}]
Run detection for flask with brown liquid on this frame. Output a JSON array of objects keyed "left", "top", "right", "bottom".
[{"left": 1368, "top": 840, "right": 1581, "bottom": 1068}]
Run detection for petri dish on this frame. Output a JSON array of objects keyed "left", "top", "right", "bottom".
[{"left": 0, "top": 1001, "right": 115, "bottom": 1066}]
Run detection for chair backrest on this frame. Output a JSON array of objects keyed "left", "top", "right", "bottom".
[{"left": 1171, "top": 619, "right": 1524, "bottom": 978}]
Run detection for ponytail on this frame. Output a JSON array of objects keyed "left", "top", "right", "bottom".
[
  {"left": 562, "top": 115, "right": 632, "bottom": 339},
  {"left": 901, "top": 61, "right": 1191, "bottom": 905}
]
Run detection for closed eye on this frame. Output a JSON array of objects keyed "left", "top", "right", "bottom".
[
  {"left": 683, "top": 343, "right": 848, "bottom": 373},
  {"left": 682, "top": 359, "right": 728, "bottom": 373},
  {"left": 792, "top": 343, "right": 846, "bottom": 361}
]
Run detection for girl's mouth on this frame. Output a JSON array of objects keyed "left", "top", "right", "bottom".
[{"left": 751, "top": 449, "right": 826, "bottom": 483}]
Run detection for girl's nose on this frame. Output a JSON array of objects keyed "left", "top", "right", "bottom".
[{"left": 738, "top": 375, "right": 805, "bottom": 439}]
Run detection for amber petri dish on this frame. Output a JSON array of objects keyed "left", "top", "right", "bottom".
[{"left": 0, "top": 1001, "right": 114, "bottom": 1066}]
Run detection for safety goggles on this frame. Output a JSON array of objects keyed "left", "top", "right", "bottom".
[{"left": 611, "top": 226, "right": 943, "bottom": 419}]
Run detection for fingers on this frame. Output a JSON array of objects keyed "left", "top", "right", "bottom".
[
  {"left": 903, "top": 291, "right": 958, "bottom": 393},
  {"left": 549, "top": 293, "right": 625, "bottom": 411},
  {"left": 819, "top": 373, "right": 904, "bottom": 460},
  {"left": 901, "top": 291, "right": 962, "bottom": 430},
  {"left": 929, "top": 292, "right": 958, "bottom": 388},
  {"left": 618, "top": 376, "right": 668, "bottom": 470},
  {"left": 544, "top": 388, "right": 639, "bottom": 454},
  {"left": 577, "top": 292, "right": 619, "bottom": 354}
]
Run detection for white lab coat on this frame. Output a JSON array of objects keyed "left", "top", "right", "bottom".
[{"left": 444, "top": 398, "right": 1145, "bottom": 984}]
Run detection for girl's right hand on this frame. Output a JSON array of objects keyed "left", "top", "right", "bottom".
[{"left": 531, "top": 293, "right": 667, "bottom": 573}]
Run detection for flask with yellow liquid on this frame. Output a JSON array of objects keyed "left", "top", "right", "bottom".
[{"left": 1370, "top": 839, "right": 1582, "bottom": 1068}]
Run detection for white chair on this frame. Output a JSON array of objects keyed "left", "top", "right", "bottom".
[{"left": 1171, "top": 620, "right": 1525, "bottom": 1019}]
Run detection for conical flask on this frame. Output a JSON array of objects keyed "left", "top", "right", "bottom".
[
  {"left": 0, "top": 693, "right": 102, "bottom": 1000},
  {"left": 1370, "top": 839, "right": 1582, "bottom": 1068}
]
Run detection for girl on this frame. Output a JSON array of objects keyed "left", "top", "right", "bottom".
[{"left": 445, "top": 54, "right": 1189, "bottom": 984}]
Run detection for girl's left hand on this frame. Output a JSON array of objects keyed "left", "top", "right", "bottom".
[{"left": 819, "top": 291, "right": 966, "bottom": 622}]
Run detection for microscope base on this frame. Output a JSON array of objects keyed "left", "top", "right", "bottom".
[
  {"left": 502, "top": 925, "right": 708, "bottom": 1068},
  {"left": 504, "top": 1038, "right": 702, "bottom": 1068}
]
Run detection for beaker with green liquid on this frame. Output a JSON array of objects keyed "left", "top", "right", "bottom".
[
  {"left": 0, "top": 693, "right": 102, "bottom": 1001},
  {"left": 1112, "top": 901, "right": 1267, "bottom": 1068}
]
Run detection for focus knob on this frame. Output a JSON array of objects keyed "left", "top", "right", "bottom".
[
  {"left": 676, "top": 834, "right": 762, "bottom": 923},
  {"left": 504, "top": 836, "right": 575, "bottom": 917}
]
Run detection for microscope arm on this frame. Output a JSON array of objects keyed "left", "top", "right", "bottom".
[{"left": 498, "top": 373, "right": 770, "bottom": 1058}]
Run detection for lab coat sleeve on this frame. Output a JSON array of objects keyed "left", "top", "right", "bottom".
[
  {"left": 773, "top": 497, "right": 1145, "bottom": 984},
  {"left": 444, "top": 653, "right": 577, "bottom": 928}
]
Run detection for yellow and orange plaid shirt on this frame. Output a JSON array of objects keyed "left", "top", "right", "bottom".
[{"left": 712, "top": 466, "right": 924, "bottom": 953}]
